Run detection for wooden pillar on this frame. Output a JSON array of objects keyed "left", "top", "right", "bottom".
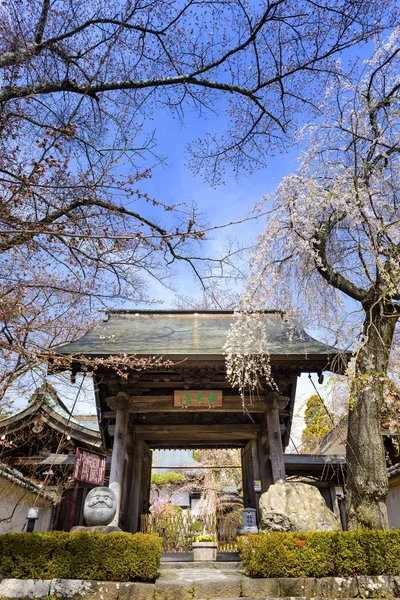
[
  {"left": 241, "top": 442, "right": 256, "bottom": 509},
  {"left": 329, "top": 481, "right": 341, "bottom": 519},
  {"left": 250, "top": 438, "right": 261, "bottom": 522},
  {"left": 109, "top": 405, "right": 129, "bottom": 527},
  {"left": 120, "top": 423, "right": 135, "bottom": 531},
  {"left": 265, "top": 392, "right": 288, "bottom": 483},
  {"left": 257, "top": 430, "right": 273, "bottom": 492},
  {"left": 130, "top": 437, "right": 144, "bottom": 533}
]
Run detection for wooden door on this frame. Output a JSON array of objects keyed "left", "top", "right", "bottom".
[{"left": 55, "top": 484, "right": 92, "bottom": 531}]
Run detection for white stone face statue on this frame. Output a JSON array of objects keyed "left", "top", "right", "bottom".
[{"left": 83, "top": 487, "right": 117, "bottom": 526}]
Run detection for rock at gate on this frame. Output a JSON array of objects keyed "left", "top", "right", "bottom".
[{"left": 259, "top": 481, "right": 341, "bottom": 532}]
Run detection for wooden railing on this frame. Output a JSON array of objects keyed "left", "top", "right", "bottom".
[{"left": 140, "top": 511, "right": 238, "bottom": 552}]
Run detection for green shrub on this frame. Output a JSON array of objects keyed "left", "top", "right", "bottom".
[
  {"left": 155, "top": 502, "right": 183, "bottom": 518},
  {"left": 237, "top": 530, "right": 400, "bottom": 578},
  {"left": 0, "top": 531, "right": 162, "bottom": 582},
  {"left": 151, "top": 472, "right": 184, "bottom": 487}
]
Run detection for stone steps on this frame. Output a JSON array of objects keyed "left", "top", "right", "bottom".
[
  {"left": 160, "top": 552, "right": 240, "bottom": 563},
  {"left": 159, "top": 561, "right": 242, "bottom": 570}
]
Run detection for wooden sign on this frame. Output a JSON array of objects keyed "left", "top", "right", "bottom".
[
  {"left": 174, "top": 390, "right": 223, "bottom": 408},
  {"left": 73, "top": 448, "right": 106, "bottom": 485}
]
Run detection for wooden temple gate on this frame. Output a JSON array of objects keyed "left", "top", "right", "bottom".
[
  {"left": 56, "top": 310, "right": 344, "bottom": 535},
  {"left": 101, "top": 385, "right": 295, "bottom": 533}
]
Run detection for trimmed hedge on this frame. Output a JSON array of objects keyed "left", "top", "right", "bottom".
[
  {"left": 0, "top": 531, "right": 162, "bottom": 582},
  {"left": 238, "top": 530, "right": 400, "bottom": 578}
]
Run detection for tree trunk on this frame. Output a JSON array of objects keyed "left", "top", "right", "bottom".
[{"left": 346, "top": 299, "right": 398, "bottom": 530}]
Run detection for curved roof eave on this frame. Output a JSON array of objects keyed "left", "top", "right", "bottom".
[{"left": 0, "top": 390, "right": 101, "bottom": 448}]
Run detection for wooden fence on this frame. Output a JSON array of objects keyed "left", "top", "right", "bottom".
[{"left": 141, "top": 511, "right": 238, "bottom": 552}]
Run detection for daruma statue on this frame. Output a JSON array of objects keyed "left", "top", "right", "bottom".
[{"left": 84, "top": 487, "right": 117, "bottom": 526}]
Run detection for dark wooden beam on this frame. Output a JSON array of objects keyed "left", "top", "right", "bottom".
[
  {"left": 132, "top": 423, "right": 261, "bottom": 441},
  {"left": 105, "top": 394, "right": 269, "bottom": 413},
  {"left": 148, "top": 441, "right": 248, "bottom": 449}
]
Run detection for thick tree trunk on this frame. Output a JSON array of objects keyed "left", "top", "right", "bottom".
[{"left": 346, "top": 300, "right": 398, "bottom": 530}]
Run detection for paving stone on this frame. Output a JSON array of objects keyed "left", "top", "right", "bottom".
[
  {"left": 159, "top": 561, "right": 242, "bottom": 570},
  {"left": 0, "top": 579, "right": 50, "bottom": 599},
  {"left": 241, "top": 576, "right": 280, "bottom": 597},
  {"left": 83, "top": 581, "right": 119, "bottom": 600},
  {"left": 192, "top": 573, "right": 243, "bottom": 599},
  {"left": 357, "top": 575, "right": 397, "bottom": 598},
  {"left": 1, "top": 574, "right": 399, "bottom": 600},
  {"left": 279, "top": 576, "right": 317, "bottom": 597},
  {"left": 313, "top": 576, "right": 359, "bottom": 598},
  {"left": 118, "top": 581, "right": 155, "bottom": 600},
  {"left": 393, "top": 576, "right": 400, "bottom": 596},
  {"left": 155, "top": 579, "right": 194, "bottom": 600},
  {"left": 49, "top": 579, "right": 97, "bottom": 599}
]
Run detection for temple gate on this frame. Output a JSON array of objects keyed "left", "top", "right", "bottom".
[{"left": 57, "top": 310, "right": 345, "bottom": 532}]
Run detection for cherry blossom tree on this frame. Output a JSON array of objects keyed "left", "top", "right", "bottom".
[
  {"left": 1, "top": 0, "right": 396, "bottom": 182},
  {"left": 226, "top": 29, "right": 400, "bottom": 529},
  {"left": 174, "top": 282, "right": 241, "bottom": 310},
  {"left": 1, "top": 0, "right": 398, "bottom": 402}
]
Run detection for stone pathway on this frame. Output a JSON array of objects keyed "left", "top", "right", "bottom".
[{"left": 157, "top": 567, "right": 246, "bottom": 599}]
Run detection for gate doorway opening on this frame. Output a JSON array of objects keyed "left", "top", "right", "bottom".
[{"left": 141, "top": 447, "right": 244, "bottom": 553}]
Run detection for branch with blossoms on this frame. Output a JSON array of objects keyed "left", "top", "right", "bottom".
[{"left": 0, "top": 0, "right": 396, "bottom": 182}]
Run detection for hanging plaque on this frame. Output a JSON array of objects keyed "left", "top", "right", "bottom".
[
  {"left": 174, "top": 390, "right": 223, "bottom": 408},
  {"left": 73, "top": 448, "right": 106, "bottom": 485}
]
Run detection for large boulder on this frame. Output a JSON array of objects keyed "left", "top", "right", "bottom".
[{"left": 259, "top": 481, "right": 341, "bottom": 532}]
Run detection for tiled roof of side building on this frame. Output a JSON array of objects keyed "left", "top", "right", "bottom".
[
  {"left": 0, "top": 385, "right": 102, "bottom": 448},
  {"left": 0, "top": 462, "right": 55, "bottom": 503}
]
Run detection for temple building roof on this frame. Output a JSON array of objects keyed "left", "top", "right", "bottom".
[
  {"left": 0, "top": 462, "right": 55, "bottom": 503},
  {"left": 0, "top": 384, "right": 102, "bottom": 450},
  {"left": 56, "top": 310, "right": 345, "bottom": 371}
]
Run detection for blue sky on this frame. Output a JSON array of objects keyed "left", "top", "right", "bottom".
[
  {"left": 117, "top": 39, "right": 374, "bottom": 307},
  {"left": 128, "top": 104, "right": 301, "bottom": 305}
]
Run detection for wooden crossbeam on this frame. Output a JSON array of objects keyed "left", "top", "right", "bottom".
[
  {"left": 133, "top": 423, "right": 261, "bottom": 441},
  {"left": 104, "top": 394, "right": 269, "bottom": 412}
]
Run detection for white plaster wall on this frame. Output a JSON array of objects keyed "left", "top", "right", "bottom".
[
  {"left": 157, "top": 488, "right": 190, "bottom": 508},
  {"left": 0, "top": 477, "right": 53, "bottom": 533},
  {"left": 387, "top": 478, "right": 400, "bottom": 529},
  {"left": 171, "top": 490, "right": 190, "bottom": 507}
]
